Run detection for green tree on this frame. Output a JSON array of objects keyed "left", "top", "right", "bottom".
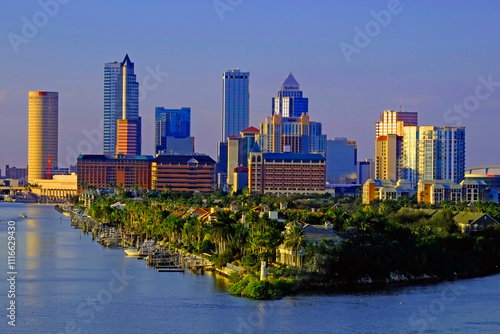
[{"left": 284, "top": 226, "right": 307, "bottom": 267}]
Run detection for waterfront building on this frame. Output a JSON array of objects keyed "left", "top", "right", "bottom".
[
  {"left": 248, "top": 145, "right": 326, "bottom": 195},
  {"left": 326, "top": 138, "right": 357, "bottom": 184},
  {"left": 76, "top": 154, "right": 153, "bottom": 193},
  {"left": 417, "top": 126, "right": 465, "bottom": 184},
  {"left": 151, "top": 155, "right": 216, "bottom": 193},
  {"left": 222, "top": 69, "right": 249, "bottom": 141},
  {"left": 104, "top": 55, "right": 141, "bottom": 156},
  {"left": 375, "top": 134, "right": 403, "bottom": 181},
  {"left": 28, "top": 91, "right": 58, "bottom": 182},
  {"left": 31, "top": 174, "right": 78, "bottom": 201},
  {"left": 272, "top": 72, "right": 308, "bottom": 117},
  {"left": 155, "top": 107, "right": 193, "bottom": 155},
  {"left": 362, "top": 179, "right": 416, "bottom": 204}
]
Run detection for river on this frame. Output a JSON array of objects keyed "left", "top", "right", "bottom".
[{"left": 0, "top": 202, "right": 499, "bottom": 334}]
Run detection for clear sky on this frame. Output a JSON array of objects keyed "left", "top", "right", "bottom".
[{"left": 1, "top": 0, "right": 500, "bottom": 172}]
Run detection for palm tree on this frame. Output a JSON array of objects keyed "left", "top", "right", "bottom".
[
  {"left": 191, "top": 217, "right": 206, "bottom": 253},
  {"left": 284, "top": 226, "right": 307, "bottom": 267}
]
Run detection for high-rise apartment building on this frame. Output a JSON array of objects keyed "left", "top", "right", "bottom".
[
  {"left": 375, "top": 134, "right": 403, "bottom": 181},
  {"left": 417, "top": 126, "right": 465, "bottom": 184},
  {"left": 272, "top": 72, "right": 308, "bottom": 117},
  {"left": 155, "top": 107, "right": 193, "bottom": 155},
  {"left": 402, "top": 126, "right": 419, "bottom": 187},
  {"left": 104, "top": 54, "right": 141, "bottom": 156},
  {"left": 28, "top": 91, "right": 58, "bottom": 182},
  {"left": 222, "top": 69, "right": 249, "bottom": 141}
]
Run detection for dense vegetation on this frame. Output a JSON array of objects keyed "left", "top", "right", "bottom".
[{"left": 82, "top": 189, "right": 500, "bottom": 298}]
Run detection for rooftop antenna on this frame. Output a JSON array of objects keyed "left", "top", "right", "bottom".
[{"left": 399, "top": 105, "right": 402, "bottom": 112}]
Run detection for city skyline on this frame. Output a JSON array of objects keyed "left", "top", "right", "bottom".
[{"left": 1, "top": 1, "right": 500, "bottom": 170}]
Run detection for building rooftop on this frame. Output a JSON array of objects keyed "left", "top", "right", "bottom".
[
  {"left": 263, "top": 153, "right": 326, "bottom": 162},
  {"left": 154, "top": 154, "right": 215, "bottom": 165}
]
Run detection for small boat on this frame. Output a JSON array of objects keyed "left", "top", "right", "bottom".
[
  {"left": 19, "top": 212, "right": 27, "bottom": 218},
  {"left": 124, "top": 247, "right": 140, "bottom": 256}
]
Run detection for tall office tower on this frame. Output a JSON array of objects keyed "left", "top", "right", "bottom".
[
  {"left": 375, "top": 110, "right": 418, "bottom": 139},
  {"left": 28, "top": 91, "right": 58, "bottom": 182},
  {"left": 417, "top": 126, "right": 465, "bottom": 184},
  {"left": 375, "top": 134, "right": 403, "bottom": 180},
  {"left": 272, "top": 72, "right": 308, "bottom": 117},
  {"left": 155, "top": 107, "right": 193, "bottom": 155},
  {"left": 402, "top": 126, "right": 419, "bottom": 187},
  {"left": 103, "top": 61, "right": 120, "bottom": 155},
  {"left": 222, "top": 69, "right": 249, "bottom": 141},
  {"left": 326, "top": 138, "right": 357, "bottom": 184},
  {"left": 115, "top": 54, "right": 141, "bottom": 156}
]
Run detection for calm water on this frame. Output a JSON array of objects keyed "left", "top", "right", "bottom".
[{"left": 1, "top": 202, "right": 499, "bottom": 334}]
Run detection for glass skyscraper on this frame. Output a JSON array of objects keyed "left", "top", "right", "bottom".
[
  {"left": 272, "top": 72, "right": 308, "bottom": 118},
  {"left": 103, "top": 61, "right": 120, "bottom": 155},
  {"left": 222, "top": 69, "right": 249, "bottom": 141},
  {"left": 103, "top": 54, "right": 141, "bottom": 156},
  {"left": 155, "top": 107, "right": 192, "bottom": 155}
]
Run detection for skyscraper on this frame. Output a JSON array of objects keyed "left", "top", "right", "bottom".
[
  {"left": 272, "top": 72, "right": 308, "bottom": 117},
  {"left": 104, "top": 54, "right": 141, "bottom": 156},
  {"left": 222, "top": 69, "right": 249, "bottom": 141},
  {"left": 28, "top": 91, "right": 58, "bottom": 182},
  {"left": 417, "top": 126, "right": 465, "bottom": 184},
  {"left": 103, "top": 61, "right": 120, "bottom": 155},
  {"left": 155, "top": 107, "right": 193, "bottom": 155},
  {"left": 258, "top": 72, "right": 325, "bottom": 155}
]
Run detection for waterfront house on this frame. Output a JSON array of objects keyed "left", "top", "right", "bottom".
[{"left": 276, "top": 222, "right": 344, "bottom": 268}]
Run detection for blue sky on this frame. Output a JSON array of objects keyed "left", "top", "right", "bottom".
[{"left": 1, "top": 0, "right": 500, "bottom": 171}]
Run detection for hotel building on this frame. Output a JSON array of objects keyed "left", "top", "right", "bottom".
[
  {"left": 248, "top": 144, "right": 326, "bottom": 196},
  {"left": 152, "top": 155, "right": 216, "bottom": 193}
]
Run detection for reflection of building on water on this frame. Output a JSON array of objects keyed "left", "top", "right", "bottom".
[{"left": 26, "top": 214, "right": 41, "bottom": 270}]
